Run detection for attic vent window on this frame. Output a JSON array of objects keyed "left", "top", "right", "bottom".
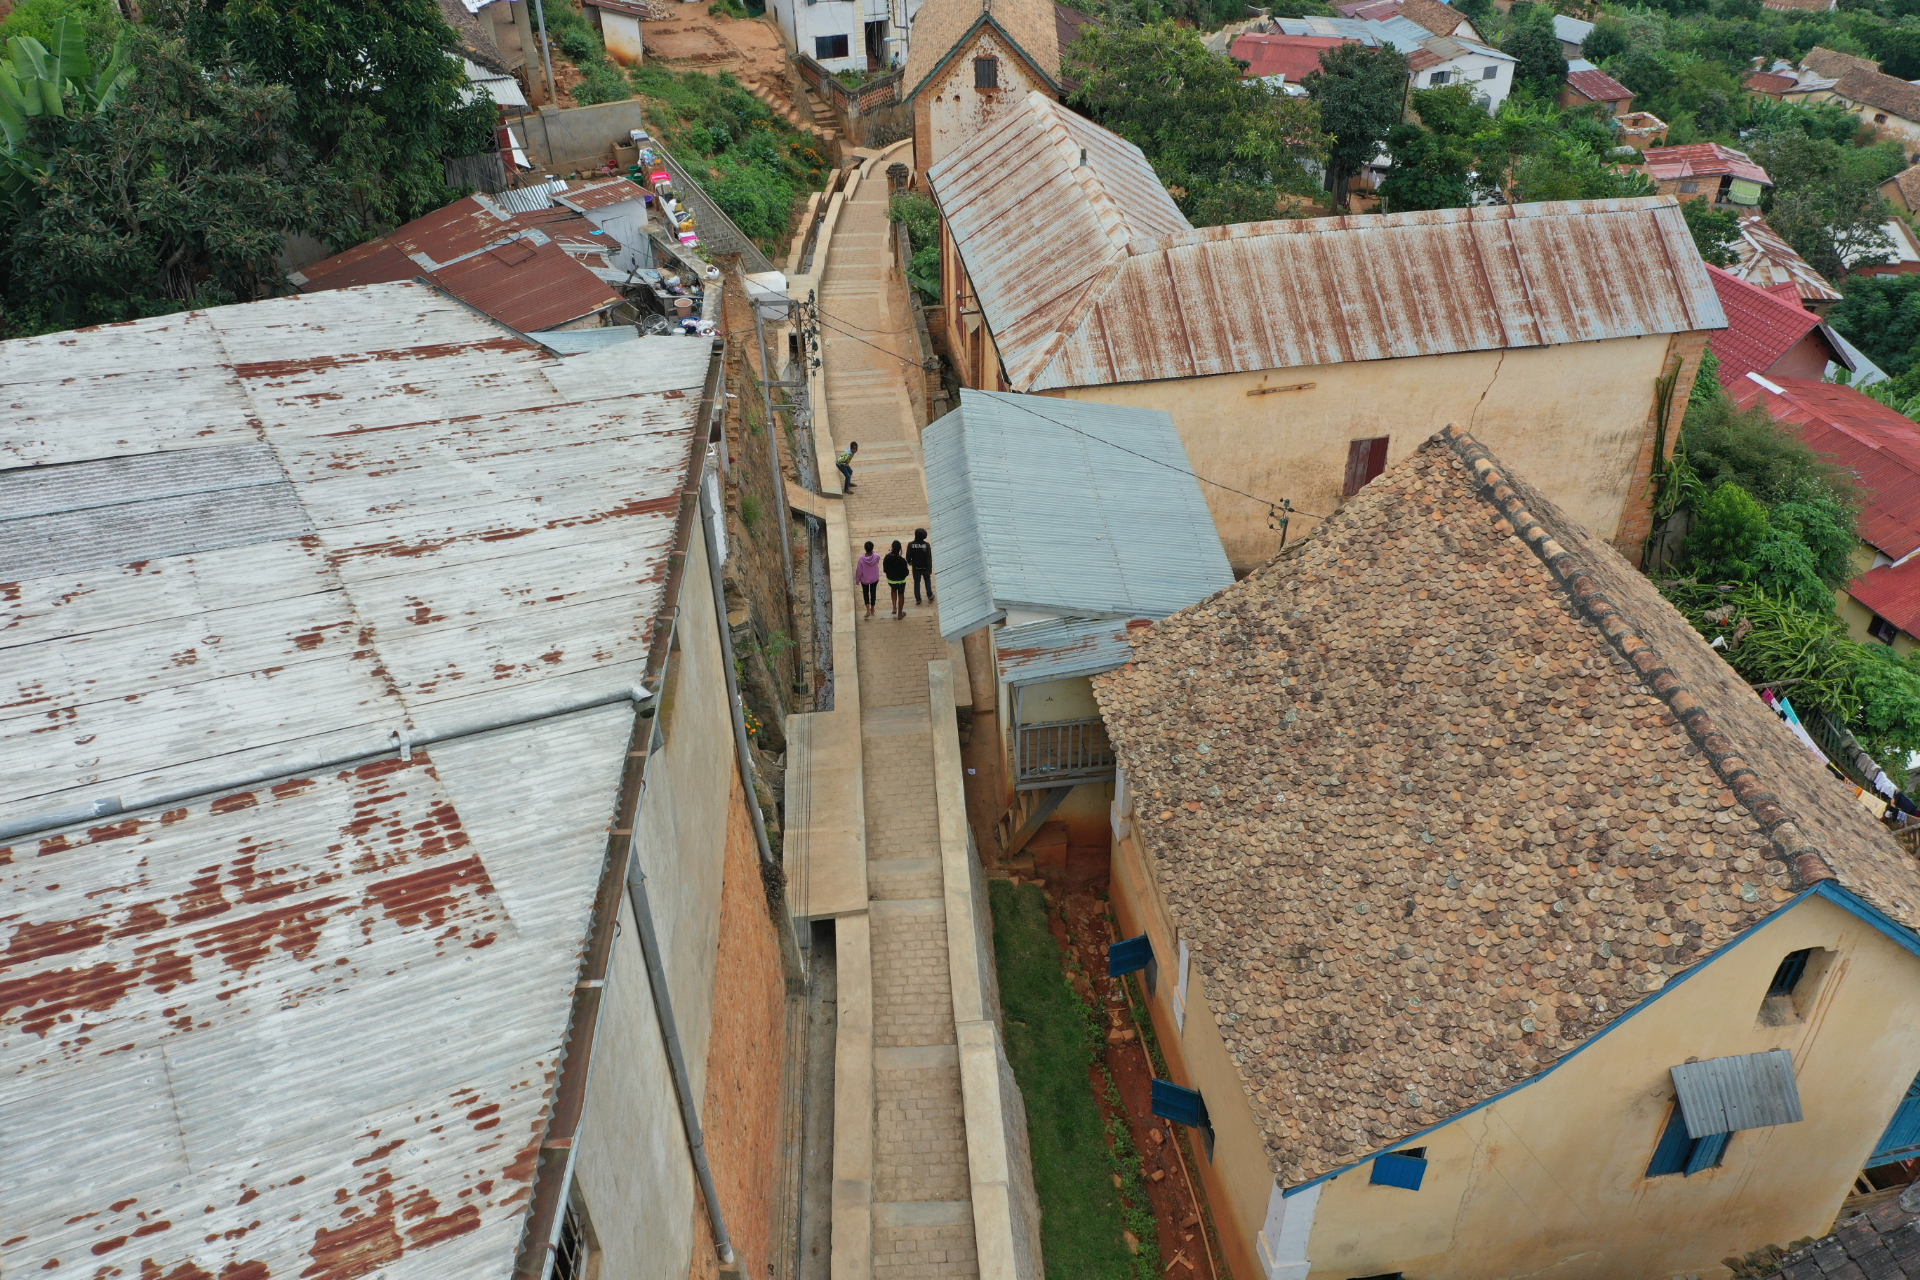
[
  {"left": 1758, "top": 946, "right": 1832, "bottom": 1026},
  {"left": 975, "top": 56, "right": 999, "bottom": 88},
  {"left": 1080, "top": 148, "right": 1088, "bottom": 167}
]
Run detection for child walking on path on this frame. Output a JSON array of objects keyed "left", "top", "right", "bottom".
[
  {"left": 856, "top": 541, "right": 881, "bottom": 619},
  {"left": 906, "top": 528, "right": 934, "bottom": 605},
  {"left": 882, "top": 540, "right": 910, "bottom": 619},
  {"left": 837, "top": 441, "right": 858, "bottom": 491}
]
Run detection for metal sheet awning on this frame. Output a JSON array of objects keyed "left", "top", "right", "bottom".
[
  {"left": 1671, "top": 1049, "right": 1804, "bottom": 1137},
  {"left": 997, "top": 616, "right": 1136, "bottom": 687}
]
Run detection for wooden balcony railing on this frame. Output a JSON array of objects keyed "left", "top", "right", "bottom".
[{"left": 1015, "top": 717, "right": 1115, "bottom": 791}]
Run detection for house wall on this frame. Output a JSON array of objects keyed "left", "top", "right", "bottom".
[
  {"left": 574, "top": 516, "right": 786, "bottom": 1280},
  {"left": 1846, "top": 102, "right": 1920, "bottom": 154},
  {"left": 599, "top": 9, "right": 644, "bottom": 65},
  {"left": 1045, "top": 334, "right": 1689, "bottom": 575},
  {"left": 1839, "top": 589, "right": 1920, "bottom": 655},
  {"left": 913, "top": 27, "right": 1054, "bottom": 180},
  {"left": 1111, "top": 787, "right": 1920, "bottom": 1280},
  {"left": 1411, "top": 55, "right": 1512, "bottom": 111},
  {"left": 768, "top": 0, "right": 863, "bottom": 71},
  {"left": 1301, "top": 892, "right": 1920, "bottom": 1280}
]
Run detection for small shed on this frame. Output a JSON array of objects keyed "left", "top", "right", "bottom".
[{"left": 923, "top": 388, "right": 1233, "bottom": 858}]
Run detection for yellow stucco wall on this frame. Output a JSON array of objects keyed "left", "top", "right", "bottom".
[
  {"left": 1838, "top": 590, "right": 1918, "bottom": 655},
  {"left": 1305, "top": 892, "right": 1920, "bottom": 1280},
  {"left": 1111, "top": 790, "right": 1920, "bottom": 1280},
  {"left": 1046, "top": 335, "right": 1678, "bottom": 575}
]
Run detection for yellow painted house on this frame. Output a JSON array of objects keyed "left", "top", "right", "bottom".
[
  {"left": 924, "top": 92, "right": 1727, "bottom": 574},
  {"left": 1092, "top": 429, "right": 1920, "bottom": 1280}
]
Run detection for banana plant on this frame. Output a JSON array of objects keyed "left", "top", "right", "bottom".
[{"left": 0, "top": 17, "right": 135, "bottom": 150}]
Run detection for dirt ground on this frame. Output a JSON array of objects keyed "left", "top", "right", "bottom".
[
  {"left": 1038, "top": 882, "right": 1228, "bottom": 1280},
  {"left": 642, "top": 8, "right": 807, "bottom": 121}
]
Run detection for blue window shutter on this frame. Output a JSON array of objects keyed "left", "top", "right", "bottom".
[
  {"left": 1871, "top": 1071, "right": 1920, "bottom": 1164},
  {"left": 1109, "top": 934, "right": 1153, "bottom": 977},
  {"left": 1151, "top": 1079, "right": 1207, "bottom": 1129},
  {"left": 1685, "top": 1130, "right": 1731, "bottom": 1175},
  {"left": 1370, "top": 1152, "right": 1427, "bottom": 1190},
  {"left": 1646, "top": 1106, "right": 1694, "bottom": 1177}
]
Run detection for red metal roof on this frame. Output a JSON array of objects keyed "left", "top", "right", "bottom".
[
  {"left": 1643, "top": 142, "right": 1772, "bottom": 186},
  {"left": 558, "top": 177, "right": 651, "bottom": 212},
  {"left": 1746, "top": 71, "right": 1797, "bottom": 94},
  {"left": 1731, "top": 375, "right": 1920, "bottom": 559},
  {"left": 1566, "top": 67, "right": 1632, "bottom": 103},
  {"left": 1850, "top": 557, "right": 1920, "bottom": 636},
  {"left": 1704, "top": 264, "right": 1822, "bottom": 386},
  {"left": 426, "top": 237, "right": 619, "bottom": 332},
  {"left": 1230, "top": 32, "right": 1355, "bottom": 80}
]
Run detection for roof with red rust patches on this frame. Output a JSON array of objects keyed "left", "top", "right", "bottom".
[
  {"left": 1565, "top": 67, "right": 1632, "bottom": 104},
  {"left": 1731, "top": 375, "right": 1920, "bottom": 560},
  {"left": 556, "top": 178, "right": 650, "bottom": 212},
  {"left": 1229, "top": 32, "right": 1356, "bottom": 80},
  {"left": 1642, "top": 142, "right": 1772, "bottom": 186},
  {"left": 1703, "top": 264, "right": 1825, "bottom": 386},
  {"left": 928, "top": 93, "right": 1725, "bottom": 393},
  {"left": 0, "top": 282, "right": 714, "bottom": 1277},
  {"left": 1849, "top": 556, "right": 1920, "bottom": 638},
  {"left": 425, "top": 236, "right": 619, "bottom": 331}
]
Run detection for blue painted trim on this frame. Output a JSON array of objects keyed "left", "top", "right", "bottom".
[
  {"left": 1369, "top": 1152, "right": 1428, "bottom": 1190},
  {"left": 1281, "top": 886, "right": 1820, "bottom": 1198},
  {"left": 1283, "top": 881, "right": 1920, "bottom": 1197},
  {"left": 1811, "top": 881, "right": 1920, "bottom": 960}
]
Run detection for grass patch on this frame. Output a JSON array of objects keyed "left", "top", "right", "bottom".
[
  {"left": 539, "top": 0, "right": 632, "bottom": 104},
  {"left": 990, "top": 880, "right": 1148, "bottom": 1280},
  {"left": 629, "top": 65, "right": 830, "bottom": 252}
]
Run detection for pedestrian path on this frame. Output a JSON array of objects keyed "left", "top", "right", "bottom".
[{"left": 819, "top": 161, "right": 981, "bottom": 1280}]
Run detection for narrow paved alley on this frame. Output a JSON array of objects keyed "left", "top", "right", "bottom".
[{"left": 821, "top": 165, "right": 980, "bottom": 1280}]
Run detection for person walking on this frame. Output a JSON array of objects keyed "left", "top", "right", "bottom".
[
  {"left": 856, "top": 541, "right": 881, "bottom": 619},
  {"left": 882, "top": 540, "right": 910, "bottom": 619},
  {"left": 837, "top": 441, "right": 858, "bottom": 491},
  {"left": 906, "top": 527, "right": 934, "bottom": 605}
]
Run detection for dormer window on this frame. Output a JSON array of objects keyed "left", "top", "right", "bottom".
[{"left": 976, "top": 57, "right": 999, "bottom": 89}]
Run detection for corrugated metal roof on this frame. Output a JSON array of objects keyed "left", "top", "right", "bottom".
[
  {"left": 1704, "top": 264, "right": 1823, "bottom": 387},
  {"left": 996, "top": 616, "right": 1135, "bottom": 685},
  {"left": 1643, "top": 143, "right": 1772, "bottom": 186},
  {"left": 929, "top": 93, "right": 1726, "bottom": 393},
  {"left": 1672, "top": 1049, "right": 1805, "bottom": 1137},
  {"left": 923, "top": 389, "right": 1234, "bottom": 641},
  {"left": 1849, "top": 556, "right": 1920, "bottom": 637},
  {"left": 533, "top": 324, "right": 643, "bottom": 353},
  {"left": 0, "top": 282, "right": 714, "bottom": 1276},
  {"left": 1566, "top": 67, "right": 1632, "bottom": 102},
  {"left": 1552, "top": 13, "right": 1593, "bottom": 43},
  {"left": 1729, "top": 213, "right": 1843, "bottom": 305},
  {"left": 497, "top": 178, "right": 569, "bottom": 214},
  {"left": 1731, "top": 375, "right": 1920, "bottom": 559},
  {"left": 426, "top": 236, "right": 620, "bottom": 331},
  {"left": 559, "top": 178, "right": 650, "bottom": 212}
]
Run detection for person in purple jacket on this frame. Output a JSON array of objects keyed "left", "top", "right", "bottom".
[{"left": 856, "top": 540, "right": 881, "bottom": 619}]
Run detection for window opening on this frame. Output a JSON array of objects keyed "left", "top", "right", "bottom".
[
  {"left": 1429, "top": 70, "right": 1450, "bottom": 84},
  {"left": 815, "top": 32, "right": 849, "bottom": 59},
  {"left": 1646, "top": 1104, "right": 1730, "bottom": 1177},
  {"left": 552, "top": 1190, "right": 598, "bottom": 1280},
  {"left": 1483, "top": 64, "right": 1497, "bottom": 78},
  {"left": 1370, "top": 1148, "right": 1428, "bottom": 1190},
  {"left": 1768, "top": 949, "right": 1813, "bottom": 997},
  {"left": 1344, "top": 437, "right": 1390, "bottom": 497},
  {"left": 1870, "top": 614, "right": 1900, "bottom": 645},
  {"left": 975, "top": 56, "right": 999, "bottom": 88}
]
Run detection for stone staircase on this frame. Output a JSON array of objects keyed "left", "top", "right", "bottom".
[{"left": 739, "top": 66, "right": 839, "bottom": 141}]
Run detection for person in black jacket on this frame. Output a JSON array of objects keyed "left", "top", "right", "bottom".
[
  {"left": 906, "top": 528, "right": 934, "bottom": 604},
  {"left": 882, "top": 540, "right": 910, "bottom": 619}
]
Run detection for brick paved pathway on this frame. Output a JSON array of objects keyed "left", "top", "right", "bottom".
[{"left": 821, "top": 173, "right": 980, "bottom": 1280}]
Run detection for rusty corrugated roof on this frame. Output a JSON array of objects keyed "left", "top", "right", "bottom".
[
  {"left": 427, "top": 236, "right": 620, "bottom": 331},
  {"left": 558, "top": 177, "right": 651, "bottom": 212},
  {"left": 1728, "top": 213, "right": 1843, "bottom": 304},
  {"left": 0, "top": 282, "right": 716, "bottom": 1278},
  {"left": 1642, "top": 142, "right": 1772, "bottom": 186},
  {"left": 929, "top": 94, "right": 1726, "bottom": 392}
]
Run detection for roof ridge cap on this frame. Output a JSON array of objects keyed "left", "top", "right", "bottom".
[{"left": 1436, "top": 423, "right": 1839, "bottom": 890}]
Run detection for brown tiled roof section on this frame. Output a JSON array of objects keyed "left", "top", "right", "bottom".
[
  {"left": 904, "top": 0, "right": 1060, "bottom": 98},
  {"left": 1886, "top": 164, "right": 1920, "bottom": 210},
  {"left": 1093, "top": 429, "right": 1920, "bottom": 1187},
  {"left": 1839, "top": 66, "right": 1920, "bottom": 123},
  {"left": 1804, "top": 46, "right": 1880, "bottom": 79},
  {"left": 1397, "top": 0, "right": 1468, "bottom": 37},
  {"left": 1746, "top": 1188, "right": 1920, "bottom": 1278}
]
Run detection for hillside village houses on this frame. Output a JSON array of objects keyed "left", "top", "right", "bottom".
[
  {"left": 1094, "top": 429, "right": 1920, "bottom": 1280},
  {"left": 925, "top": 91, "right": 1726, "bottom": 573}
]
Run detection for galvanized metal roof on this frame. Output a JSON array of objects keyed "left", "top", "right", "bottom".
[
  {"left": 558, "top": 178, "right": 650, "bottom": 212},
  {"left": 533, "top": 324, "right": 643, "bottom": 353},
  {"left": 1672, "top": 1049, "right": 1805, "bottom": 1137},
  {"left": 996, "top": 616, "right": 1135, "bottom": 685},
  {"left": 0, "top": 282, "right": 713, "bottom": 1277},
  {"left": 922, "top": 389, "right": 1234, "bottom": 641},
  {"left": 928, "top": 93, "right": 1726, "bottom": 393}
]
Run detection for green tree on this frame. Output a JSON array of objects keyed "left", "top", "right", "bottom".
[
  {"left": 1827, "top": 272, "right": 1920, "bottom": 379},
  {"left": 1501, "top": 12, "right": 1568, "bottom": 95},
  {"left": 1582, "top": 17, "right": 1629, "bottom": 63},
  {"left": 1302, "top": 41, "right": 1408, "bottom": 208},
  {"left": 160, "top": 0, "right": 496, "bottom": 235},
  {"left": 1748, "top": 128, "right": 1897, "bottom": 280},
  {"left": 1066, "top": 21, "right": 1328, "bottom": 224},
  {"left": 1, "top": 25, "right": 340, "bottom": 334},
  {"left": 1689, "top": 481, "right": 1773, "bottom": 579},
  {"left": 1682, "top": 197, "right": 1741, "bottom": 266},
  {"left": 1377, "top": 120, "right": 1473, "bottom": 209}
]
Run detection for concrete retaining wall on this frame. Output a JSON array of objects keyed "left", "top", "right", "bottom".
[{"left": 517, "top": 99, "right": 649, "bottom": 172}]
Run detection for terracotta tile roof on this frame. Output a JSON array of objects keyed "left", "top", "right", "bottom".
[
  {"left": 1732, "top": 376, "right": 1920, "bottom": 560},
  {"left": 1704, "top": 264, "right": 1823, "bottom": 386},
  {"left": 903, "top": 0, "right": 1059, "bottom": 98},
  {"left": 1849, "top": 557, "right": 1920, "bottom": 637},
  {"left": 1642, "top": 142, "right": 1772, "bottom": 186},
  {"left": 1093, "top": 428, "right": 1920, "bottom": 1188},
  {"left": 1395, "top": 0, "right": 1471, "bottom": 37},
  {"left": 1746, "top": 71, "right": 1798, "bottom": 94},
  {"left": 1885, "top": 164, "right": 1920, "bottom": 210},
  {"left": 1836, "top": 66, "right": 1920, "bottom": 124},
  {"left": 1728, "top": 213, "right": 1843, "bottom": 304},
  {"left": 1749, "top": 1189, "right": 1920, "bottom": 1277},
  {"left": 1230, "top": 33, "right": 1356, "bottom": 80},
  {"left": 1565, "top": 67, "right": 1632, "bottom": 104},
  {"left": 1803, "top": 45, "right": 1879, "bottom": 80}
]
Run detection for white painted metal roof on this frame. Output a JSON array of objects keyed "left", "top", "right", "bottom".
[{"left": 0, "top": 283, "right": 714, "bottom": 1277}]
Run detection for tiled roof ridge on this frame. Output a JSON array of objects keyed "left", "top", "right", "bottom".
[{"left": 1438, "top": 424, "right": 1839, "bottom": 890}]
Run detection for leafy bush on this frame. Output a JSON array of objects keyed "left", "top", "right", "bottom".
[
  {"left": 1679, "top": 396, "right": 1860, "bottom": 510},
  {"left": 1828, "top": 272, "right": 1920, "bottom": 381},
  {"left": 537, "top": 0, "right": 632, "bottom": 104},
  {"left": 887, "top": 192, "right": 941, "bottom": 303}
]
